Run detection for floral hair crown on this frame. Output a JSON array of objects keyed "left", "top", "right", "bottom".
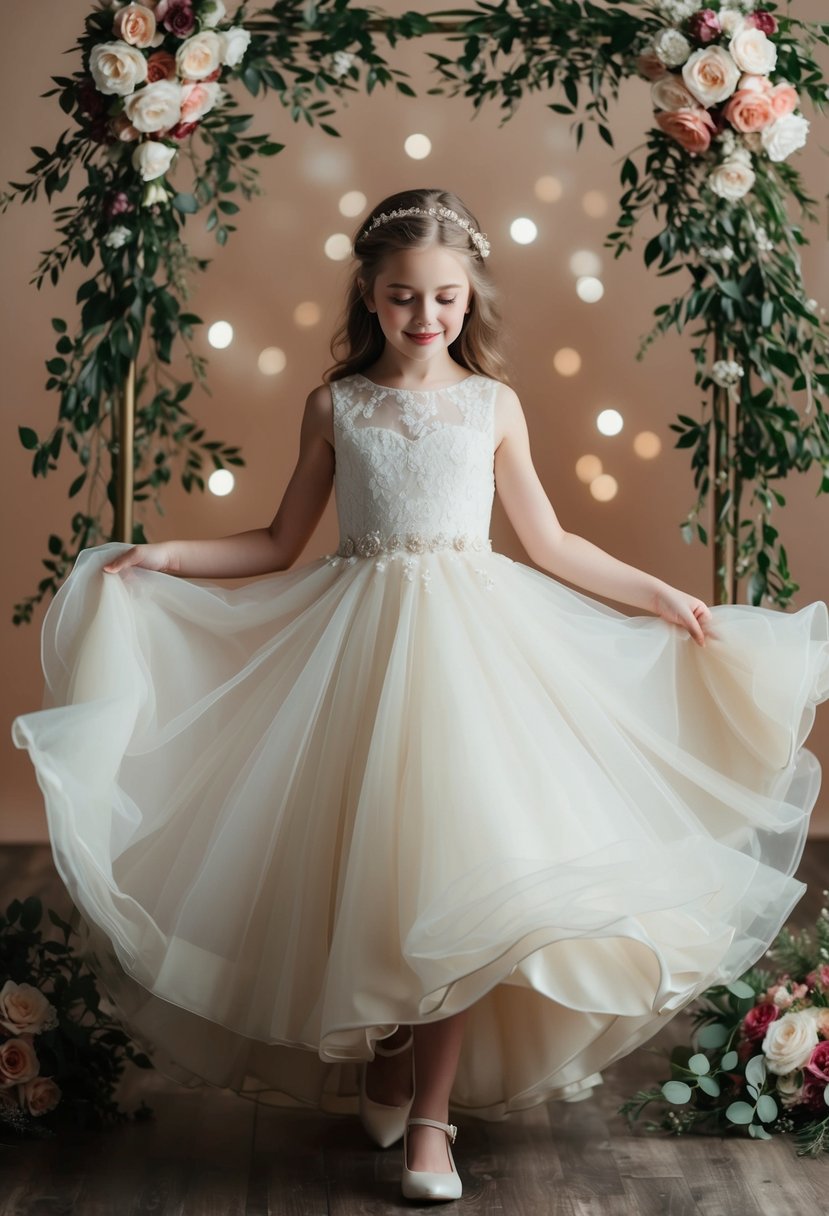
[{"left": 357, "top": 205, "right": 491, "bottom": 259}]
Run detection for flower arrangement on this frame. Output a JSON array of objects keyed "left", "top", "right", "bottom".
[
  {"left": 620, "top": 892, "right": 829, "bottom": 1157},
  {"left": 84, "top": 0, "right": 250, "bottom": 204},
  {"left": 637, "top": 1, "right": 810, "bottom": 200},
  {"left": 0, "top": 895, "right": 153, "bottom": 1140}
]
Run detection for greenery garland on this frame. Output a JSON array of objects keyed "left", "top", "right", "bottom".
[{"left": 4, "top": 0, "right": 829, "bottom": 623}]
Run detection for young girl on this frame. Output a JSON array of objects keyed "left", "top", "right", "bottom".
[{"left": 13, "top": 187, "right": 829, "bottom": 1203}]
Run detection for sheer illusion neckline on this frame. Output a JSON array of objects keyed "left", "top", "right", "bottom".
[{"left": 353, "top": 372, "right": 481, "bottom": 394}]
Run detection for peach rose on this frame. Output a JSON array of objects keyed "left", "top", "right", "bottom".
[
  {"left": 113, "top": 4, "right": 157, "bottom": 49},
  {"left": 175, "top": 31, "right": 223, "bottom": 80},
  {"left": 146, "top": 51, "right": 177, "bottom": 83},
  {"left": 769, "top": 82, "right": 799, "bottom": 119},
  {"left": 0, "top": 1037, "right": 40, "bottom": 1087},
  {"left": 17, "top": 1075, "right": 61, "bottom": 1117},
  {"left": 651, "top": 76, "right": 702, "bottom": 113},
  {"left": 0, "top": 981, "right": 58, "bottom": 1037},
  {"left": 682, "top": 45, "right": 741, "bottom": 106},
  {"left": 724, "top": 87, "right": 775, "bottom": 132},
  {"left": 179, "top": 81, "right": 222, "bottom": 123},
  {"left": 655, "top": 107, "right": 717, "bottom": 155}
]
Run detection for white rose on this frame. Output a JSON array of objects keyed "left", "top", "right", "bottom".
[
  {"left": 761, "top": 112, "right": 810, "bottom": 162},
  {"left": 708, "top": 158, "right": 756, "bottom": 201},
  {"left": 729, "top": 26, "right": 777, "bottom": 76},
  {"left": 219, "top": 26, "right": 251, "bottom": 69},
  {"left": 132, "top": 140, "right": 176, "bottom": 181},
  {"left": 651, "top": 76, "right": 700, "bottom": 112},
  {"left": 762, "top": 1008, "right": 820, "bottom": 1075},
  {"left": 142, "top": 179, "right": 173, "bottom": 207},
  {"left": 653, "top": 29, "right": 692, "bottom": 69},
  {"left": 682, "top": 46, "right": 741, "bottom": 106},
  {"left": 124, "top": 80, "right": 182, "bottom": 133},
  {"left": 176, "top": 30, "right": 223, "bottom": 80},
  {"left": 719, "top": 11, "right": 746, "bottom": 37},
  {"left": 89, "top": 41, "right": 148, "bottom": 97},
  {"left": 103, "top": 224, "right": 131, "bottom": 249},
  {"left": 199, "top": 0, "right": 226, "bottom": 27}
]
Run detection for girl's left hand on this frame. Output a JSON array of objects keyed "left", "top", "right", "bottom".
[{"left": 652, "top": 583, "right": 713, "bottom": 647}]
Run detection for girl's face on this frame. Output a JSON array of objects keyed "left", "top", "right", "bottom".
[{"left": 360, "top": 244, "right": 472, "bottom": 368}]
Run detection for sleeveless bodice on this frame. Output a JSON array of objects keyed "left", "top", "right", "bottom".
[{"left": 329, "top": 372, "right": 498, "bottom": 558}]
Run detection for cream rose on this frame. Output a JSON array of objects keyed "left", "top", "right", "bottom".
[
  {"left": 730, "top": 25, "right": 777, "bottom": 76},
  {"left": 124, "top": 80, "right": 182, "bottom": 133},
  {"left": 0, "top": 981, "right": 58, "bottom": 1037},
  {"left": 132, "top": 140, "right": 177, "bottom": 181},
  {"left": 113, "top": 4, "right": 157, "bottom": 49},
  {"left": 176, "top": 31, "right": 223, "bottom": 81},
  {"left": 89, "top": 41, "right": 148, "bottom": 96},
  {"left": 0, "top": 1037, "right": 40, "bottom": 1087},
  {"left": 682, "top": 45, "right": 741, "bottom": 106},
  {"left": 219, "top": 27, "right": 252, "bottom": 69},
  {"left": 179, "top": 81, "right": 222, "bottom": 124},
  {"left": 761, "top": 112, "right": 810, "bottom": 162},
  {"left": 762, "top": 1008, "right": 820, "bottom": 1074},
  {"left": 651, "top": 76, "right": 701, "bottom": 112},
  {"left": 653, "top": 29, "right": 692, "bottom": 69},
  {"left": 18, "top": 1075, "right": 61, "bottom": 1117},
  {"left": 708, "top": 157, "right": 756, "bottom": 200}
]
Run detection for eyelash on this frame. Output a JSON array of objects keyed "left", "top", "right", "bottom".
[{"left": 390, "top": 297, "right": 456, "bottom": 306}]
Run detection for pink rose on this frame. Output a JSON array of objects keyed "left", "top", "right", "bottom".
[
  {"left": 746, "top": 11, "right": 778, "bottom": 36},
  {"left": 724, "top": 87, "right": 775, "bottom": 132},
  {"left": 688, "top": 10, "right": 722, "bottom": 46},
  {"left": 146, "top": 51, "right": 178, "bottom": 83},
  {"left": 804, "top": 1039, "right": 829, "bottom": 1084},
  {"left": 0, "top": 981, "right": 58, "bottom": 1038},
  {"left": 743, "top": 1001, "right": 780, "bottom": 1044},
  {"left": 636, "top": 51, "right": 669, "bottom": 82},
  {"left": 155, "top": 0, "right": 196, "bottom": 38},
  {"left": 17, "top": 1075, "right": 61, "bottom": 1117},
  {"left": 0, "top": 1038, "right": 40, "bottom": 1087},
  {"left": 179, "top": 81, "right": 221, "bottom": 123},
  {"left": 113, "top": 4, "right": 157, "bottom": 50},
  {"left": 655, "top": 107, "right": 717, "bottom": 155},
  {"left": 769, "top": 81, "right": 799, "bottom": 118}
]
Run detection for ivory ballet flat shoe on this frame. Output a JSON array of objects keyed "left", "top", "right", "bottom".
[
  {"left": 401, "top": 1116, "right": 463, "bottom": 1202},
  {"left": 358, "top": 1029, "right": 415, "bottom": 1148}
]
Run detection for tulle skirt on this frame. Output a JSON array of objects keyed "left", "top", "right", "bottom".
[{"left": 12, "top": 541, "right": 829, "bottom": 1117}]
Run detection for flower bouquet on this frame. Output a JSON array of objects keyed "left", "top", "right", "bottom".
[
  {"left": 637, "top": 1, "right": 811, "bottom": 200},
  {"left": 620, "top": 891, "right": 829, "bottom": 1157},
  {"left": 0, "top": 895, "right": 153, "bottom": 1140}
]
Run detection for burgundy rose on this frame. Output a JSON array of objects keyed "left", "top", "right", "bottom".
[
  {"left": 105, "top": 191, "right": 135, "bottom": 220},
  {"left": 688, "top": 9, "right": 722, "bottom": 45},
  {"left": 77, "top": 78, "right": 106, "bottom": 118},
  {"left": 804, "top": 1039, "right": 829, "bottom": 1085},
  {"left": 146, "top": 51, "right": 178, "bottom": 84},
  {"left": 746, "top": 11, "right": 778, "bottom": 36},
  {"left": 167, "top": 119, "right": 200, "bottom": 140},
  {"left": 155, "top": 0, "right": 196, "bottom": 39},
  {"left": 801, "top": 1075, "right": 829, "bottom": 1112},
  {"left": 742, "top": 1001, "right": 780, "bottom": 1044}
]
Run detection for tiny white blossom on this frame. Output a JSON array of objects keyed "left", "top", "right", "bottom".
[
  {"left": 653, "top": 28, "right": 692, "bottom": 69},
  {"left": 711, "top": 359, "right": 745, "bottom": 388},
  {"left": 655, "top": 0, "right": 697, "bottom": 21},
  {"left": 103, "top": 224, "right": 131, "bottom": 248},
  {"left": 331, "top": 50, "right": 354, "bottom": 79}
]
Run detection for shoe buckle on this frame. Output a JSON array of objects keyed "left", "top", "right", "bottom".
[{"left": 448, "top": 1123, "right": 458, "bottom": 1143}]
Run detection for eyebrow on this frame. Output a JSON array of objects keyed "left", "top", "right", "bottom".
[{"left": 385, "top": 283, "right": 464, "bottom": 290}]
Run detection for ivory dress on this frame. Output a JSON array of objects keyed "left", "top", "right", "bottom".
[{"left": 12, "top": 370, "right": 829, "bottom": 1118}]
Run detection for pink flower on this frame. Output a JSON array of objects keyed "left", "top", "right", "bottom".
[
  {"left": 106, "top": 191, "right": 135, "bottom": 218},
  {"left": 179, "top": 81, "right": 221, "bottom": 123},
  {"left": 688, "top": 10, "right": 722, "bottom": 46},
  {"left": 746, "top": 11, "right": 778, "bottom": 36},
  {"left": 146, "top": 51, "right": 178, "bottom": 84},
  {"left": 0, "top": 1038, "right": 40, "bottom": 1087},
  {"left": 724, "top": 86, "right": 775, "bottom": 132},
  {"left": 17, "top": 1075, "right": 61, "bottom": 1117},
  {"left": 167, "top": 119, "right": 200, "bottom": 140},
  {"left": 801, "top": 1075, "right": 829, "bottom": 1112},
  {"left": 804, "top": 1040, "right": 829, "bottom": 1084},
  {"left": 155, "top": 0, "right": 196, "bottom": 38},
  {"left": 742, "top": 1001, "right": 780, "bottom": 1044},
  {"left": 769, "top": 81, "right": 799, "bottom": 118},
  {"left": 655, "top": 107, "right": 717, "bottom": 155}
]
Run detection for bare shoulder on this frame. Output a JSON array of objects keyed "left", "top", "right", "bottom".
[
  {"left": 304, "top": 381, "right": 335, "bottom": 449},
  {"left": 491, "top": 379, "right": 525, "bottom": 451}
]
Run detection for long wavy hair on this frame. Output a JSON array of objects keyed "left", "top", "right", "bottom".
[{"left": 324, "top": 187, "right": 512, "bottom": 385}]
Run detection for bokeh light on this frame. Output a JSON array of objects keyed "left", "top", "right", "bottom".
[
  {"left": 576, "top": 275, "right": 605, "bottom": 303},
  {"left": 207, "top": 320, "right": 233, "bottom": 349},
  {"left": 569, "top": 249, "right": 602, "bottom": 278},
  {"left": 597, "top": 408, "right": 623, "bottom": 436},
  {"left": 258, "top": 346, "right": 286, "bottom": 375},
  {"left": 582, "top": 189, "right": 609, "bottom": 218},
  {"left": 324, "top": 233, "right": 352, "bottom": 260},
  {"left": 575, "top": 454, "right": 602, "bottom": 484},
  {"left": 510, "top": 217, "right": 538, "bottom": 245},
  {"left": 534, "top": 175, "right": 563, "bottom": 202},
  {"left": 589, "top": 474, "right": 618, "bottom": 502},
  {"left": 553, "top": 347, "right": 582, "bottom": 377},
  {"left": 339, "top": 190, "right": 367, "bottom": 217},
  {"left": 208, "top": 469, "right": 235, "bottom": 496},
  {"left": 294, "top": 301, "right": 322, "bottom": 328},
  {"left": 404, "top": 133, "right": 432, "bottom": 159},
  {"left": 634, "top": 430, "right": 662, "bottom": 459}
]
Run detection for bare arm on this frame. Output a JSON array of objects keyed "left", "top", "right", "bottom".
[
  {"left": 492, "top": 383, "right": 712, "bottom": 645},
  {"left": 103, "top": 384, "right": 336, "bottom": 579}
]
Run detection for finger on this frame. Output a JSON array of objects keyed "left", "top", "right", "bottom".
[{"left": 687, "top": 614, "right": 706, "bottom": 646}]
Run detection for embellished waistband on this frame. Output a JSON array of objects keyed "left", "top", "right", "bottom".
[{"left": 333, "top": 530, "right": 492, "bottom": 559}]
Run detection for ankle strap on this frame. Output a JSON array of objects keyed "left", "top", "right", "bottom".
[
  {"left": 407, "top": 1116, "right": 457, "bottom": 1143},
  {"left": 373, "top": 1030, "right": 414, "bottom": 1057}
]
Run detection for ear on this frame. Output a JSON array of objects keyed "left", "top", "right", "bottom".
[{"left": 358, "top": 278, "right": 375, "bottom": 313}]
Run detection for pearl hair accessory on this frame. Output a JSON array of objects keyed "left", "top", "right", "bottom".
[{"left": 357, "top": 206, "right": 491, "bottom": 259}]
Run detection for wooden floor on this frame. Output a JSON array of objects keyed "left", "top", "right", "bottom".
[{"left": 1, "top": 842, "right": 827, "bottom": 1215}]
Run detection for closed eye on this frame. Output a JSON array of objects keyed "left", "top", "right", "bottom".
[{"left": 391, "top": 298, "right": 456, "bottom": 305}]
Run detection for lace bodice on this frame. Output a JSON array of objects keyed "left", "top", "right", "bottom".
[{"left": 330, "top": 372, "right": 498, "bottom": 557}]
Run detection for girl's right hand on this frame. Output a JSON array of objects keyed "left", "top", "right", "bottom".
[{"left": 103, "top": 543, "right": 172, "bottom": 575}]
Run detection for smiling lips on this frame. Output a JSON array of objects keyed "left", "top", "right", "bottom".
[{"left": 406, "top": 332, "right": 440, "bottom": 343}]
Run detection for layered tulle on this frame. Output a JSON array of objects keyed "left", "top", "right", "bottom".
[{"left": 12, "top": 541, "right": 829, "bottom": 1118}]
